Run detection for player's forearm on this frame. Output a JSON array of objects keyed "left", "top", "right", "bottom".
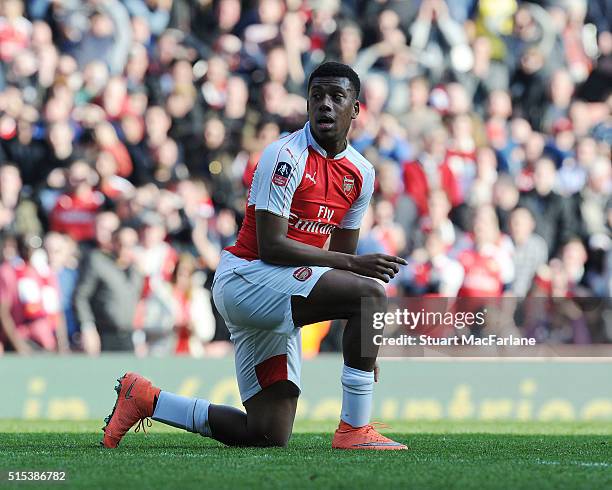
[
  {"left": 260, "top": 236, "right": 355, "bottom": 270},
  {"left": 329, "top": 228, "right": 359, "bottom": 255}
]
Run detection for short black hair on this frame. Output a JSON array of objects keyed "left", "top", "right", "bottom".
[{"left": 307, "top": 61, "right": 360, "bottom": 98}]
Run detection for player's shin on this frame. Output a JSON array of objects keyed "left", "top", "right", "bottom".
[
  {"left": 152, "top": 392, "right": 212, "bottom": 437},
  {"left": 340, "top": 364, "right": 374, "bottom": 428}
]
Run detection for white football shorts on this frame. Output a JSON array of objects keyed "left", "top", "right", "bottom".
[{"left": 212, "top": 250, "right": 331, "bottom": 403}]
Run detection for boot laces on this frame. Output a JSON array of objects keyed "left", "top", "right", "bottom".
[
  {"left": 364, "top": 421, "right": 390, "bottom": 434},
  {"left": 134, "top": 417, "right": 152, "bottom": 434}
]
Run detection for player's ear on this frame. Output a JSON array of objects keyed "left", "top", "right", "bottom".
[{"left": 352, "top": 100, "right": 360, "bottom": 120}]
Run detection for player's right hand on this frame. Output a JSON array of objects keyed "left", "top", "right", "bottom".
[{"left": 348, "top": 254, "right": 407, "bottom": 282}]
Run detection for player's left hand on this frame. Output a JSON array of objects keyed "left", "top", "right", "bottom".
[{"left": 374, "top": 362, "right": 380, "bottom": 382}]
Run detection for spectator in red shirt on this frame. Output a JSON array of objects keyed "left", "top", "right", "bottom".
[
  {"left": 133, "top": 212, "right": 178, "bottom": 339},
  {"left": 49, "top": 161, "right": 104, "bottom": 242},
  {"left": 136, "top": 211, "right": 178, "bottom": 284},
  {"left": 0, "top": 234, "right": 26, "bottom": 354},
  {"left": 0, "top": 0, "right": 31, "bottom": 63},
  {"left": 403, "top": 126, "right": 461, "bottom": 216},
  {"left": 446, "top": 113, "right": 478, "bottom": 199},
  {"left": 0, "top": 234, "right": 68, "bottom": 353},
  {"left": 458, "top": 205, "right": 515, "bottom": 297},
  {"left": 94, "top": 121, "right": 134, "bottom": 178},
  {"left": 172, "top": 253, "right": 216, "bottom": 356}
]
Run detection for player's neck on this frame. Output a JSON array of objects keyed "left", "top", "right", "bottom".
[{"left": 315, "top": 135, "right": 348, "bottom": 159}]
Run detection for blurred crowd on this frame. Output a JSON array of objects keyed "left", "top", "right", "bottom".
[{"left": 0, "top": 0, "right": 610, "bottom": 356}]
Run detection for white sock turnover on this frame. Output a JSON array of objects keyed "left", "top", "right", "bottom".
[
  {"left": 152, "top": 391, "right": 212, "bottom": 437},
  {"left": 340, "top": 364, "right": 374, "bottom": 428}
]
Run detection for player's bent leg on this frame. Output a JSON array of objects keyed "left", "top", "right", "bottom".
[
  {"left": 243, "top": 380, "right": 299, "bottom": 447},
  {"left": 292, "top": 269, "right": 386, "bottom": 371},
  {"left": 152, "top": 381, "right": 298, "bottom": 447},
  {"left": 154, "top": 380, "right": 298, "bottom": 448},
  {"left": 291, "top": 269, "right": 407, "bottom": 450},
  {"left": 102, "top": 372, "right": 298, "bottom": 448}
]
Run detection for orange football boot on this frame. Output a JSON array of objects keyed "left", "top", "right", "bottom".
[
  {"left": 332, "top": 421, "right": 408, "bottom": 450},
  {"left": 101, "top": 372, "right": 160, "bottom": 448}
]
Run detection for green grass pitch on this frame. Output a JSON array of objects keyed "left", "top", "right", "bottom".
[{"left": 0, "top": 420, "right": 610, "bottom": 489}]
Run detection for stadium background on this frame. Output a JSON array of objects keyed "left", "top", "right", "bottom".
[{"left": 0, "top": 0, "right": 610, "bottom": 422}]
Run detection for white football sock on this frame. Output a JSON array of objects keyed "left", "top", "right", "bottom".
[
  {"left": 152, "top": 391, "right": 212, "bottom": 437},
  {"left": 340, "top": 364, "right": 374, "bottom": 428}
]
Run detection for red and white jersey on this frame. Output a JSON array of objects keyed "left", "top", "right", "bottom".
[
  {"left": 226, "top": 122, "right": 375, "bottom": 260},
  {"left": 457, "top": 241, "right": 515, "bottom": 297},
  {"left": 49, "top": 190, "right": 104, "bottom": 242}
]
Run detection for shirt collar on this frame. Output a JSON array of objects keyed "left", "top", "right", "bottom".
[{"left": 304, "top": 121, "right": 349, "bottom": 160}]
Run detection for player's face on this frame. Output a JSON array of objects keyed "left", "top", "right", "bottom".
[{"left": 308, "top": 77, "right": 359, "bottom": 146}]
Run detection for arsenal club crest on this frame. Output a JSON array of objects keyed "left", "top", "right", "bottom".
[
  {"left": 342, "top": 175, "right": 354, "bottom": 194},
  {"left": 293, "top": 266, "right": 313, "bottom": 281}
]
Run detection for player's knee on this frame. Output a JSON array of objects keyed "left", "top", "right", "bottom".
[
  {"left": 345, "top": 278, "right": 387, "bottom": 314},
  {"left": 358, "top": 279, "right": 387, "bottom": 308},
  {"left": 367, "top": 279, "right": 387, "bottom": 300},
  {"left": 251, "top": 427, "right": 291, "bottom": 448},
  {"left": 263, "top": 432, "right": 291, "bottom": 448}
]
